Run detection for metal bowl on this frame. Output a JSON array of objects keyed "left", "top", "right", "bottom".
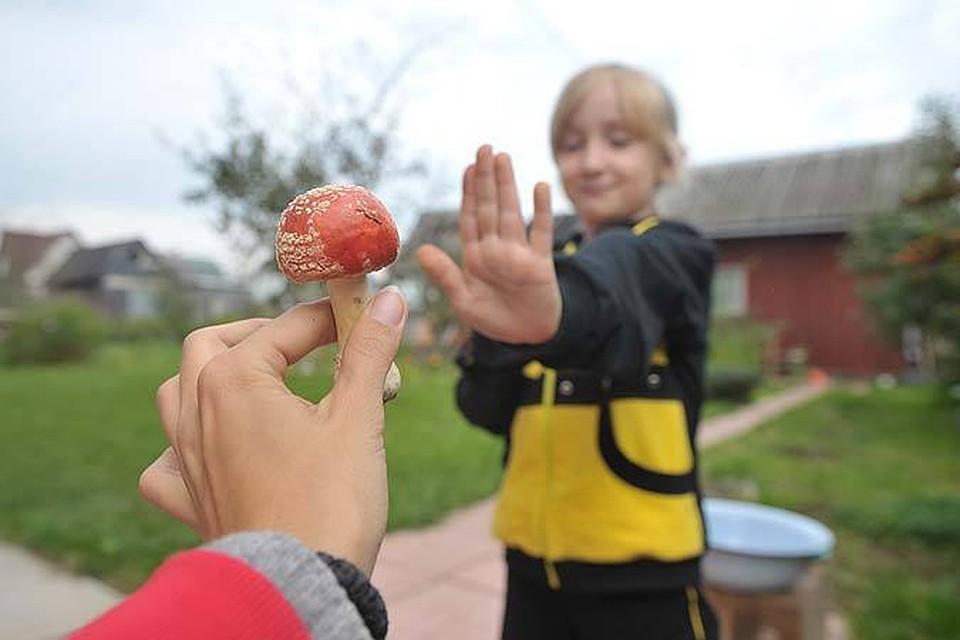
[{"left": 702, "top": 498, "right": 835, "bottom": 592}]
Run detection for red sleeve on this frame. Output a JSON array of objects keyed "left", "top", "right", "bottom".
[{"left": 68, "top": 549, "right": 311, "bottom": 640}]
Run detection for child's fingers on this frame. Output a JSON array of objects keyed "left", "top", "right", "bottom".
[
  {"left": 460, "top": 164, "right": 479, "bottom": 247},
  {"left": 416, "top": 245, "right": 467, "bottom": 307},
  {"left": 473, "top": 145, "right": 499, "bottom": 238},
  {"left": 495, "top": 152, "right": 526, "bottom": 242},
  {"left": 530, "top": 181, "right": 554, "bottom": 254}
]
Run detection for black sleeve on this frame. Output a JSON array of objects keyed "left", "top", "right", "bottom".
[
  {"left": 485, "top": 224, "right": 714, "bottom": 382},
  {"left": 454, "top": 223, "right": 714, "bottom": 423},
  {"left": 315, "top": 552, "right": 387, "bottom": 640},
  {"left": 454, "top": 334, "right": 525, "bottom": 435}
]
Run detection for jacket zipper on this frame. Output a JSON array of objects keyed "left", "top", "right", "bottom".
[{"left": 539, "top": 367, "right": 561, "bottom": 589}]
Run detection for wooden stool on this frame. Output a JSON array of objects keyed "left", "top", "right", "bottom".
[{"left": 704, "top": 563, "right": 828, "bottom": 640}]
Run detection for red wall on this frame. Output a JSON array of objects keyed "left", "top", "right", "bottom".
[{"left": 715, "top": 234, "right": 903, "bottom": 375}]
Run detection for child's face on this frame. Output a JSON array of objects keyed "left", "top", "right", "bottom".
[{"left": 555, "top": 81, "right": 673, "bottom": 234}]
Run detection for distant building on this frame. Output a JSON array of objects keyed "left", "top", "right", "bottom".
[
  {"left": 163, "top": 254, "right": 250, "bottom": 320},
  {"left": 398, "top": 138, "right": 918, "bottom": 375},
  {"left": 657, "top": 138, "right": 916, "bottom": 374},
  {"left": 46, "top": 239, "right": 172, "bottom": 318},
  {"left": 0, "top": 230, "right": 250, "bottom": 322},
  {"left": 0, "top": 229, "right": 80, "bottom": 300}
]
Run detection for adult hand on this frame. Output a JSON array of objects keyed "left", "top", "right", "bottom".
[
  {"left": 139, "top": 287, "right": 407, "bottom": 575},
  {"left": 416, "top": 145, "right": 561, "bottom": 344}
]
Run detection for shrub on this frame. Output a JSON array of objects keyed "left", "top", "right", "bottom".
[
  {"left": 707, "top": 365, "right": 762, "bottom": 403},
  {"left": 709, "top": 318, "right": 779, "bottom": 370},
  {"left": 2, "top": 299, "right": 107, "bottom": 365},
  {"left": 109, "top": 317, "right": 177, "bottom": 343}
]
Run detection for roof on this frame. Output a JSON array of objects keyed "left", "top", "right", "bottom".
[
  {"left": 394, "top": 209, "right": 585, "bottom": 279},
  {"left": 0, "top": 229, "right": 76, "bottom": 281},
  {"left": 656, "top": 138, "right": 922, "bottom": 238},
  {"left": 48, "top": 240, "right": 164, "bottom": 287},
  {"left": 164, "top": 254, "right": 224, "bottom": 280},
  {"left": 163, "top": 254, "right": 241, "bottom": 292},
  {"left": 397, "top": 138, "right": 923, "bottom": 266}
]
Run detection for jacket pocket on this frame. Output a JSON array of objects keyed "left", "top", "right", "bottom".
[{"left": 598, "top": 397, "right": 696, "bottom": 494}]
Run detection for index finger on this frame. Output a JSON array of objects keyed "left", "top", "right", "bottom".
[
  {"left": 179, "top": 319, "right": 271, "bottom": 383},
  {"left": 174, "top": 316, "right": 272, "bottom": 503},
  {"left": 474, "top": 145, "right": 499, "bottom": 238},
  {"left": 226, "top": 299, "right": 337, "bottom": 379},
  {"left": 178, "top": 318, "right": 272, "bottom": 415},
  {"left": 460, "top": 164, "right": 479, "bottom": 247}
]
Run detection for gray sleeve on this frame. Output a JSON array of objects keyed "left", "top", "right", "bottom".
[{"left": 205, "top": 532, "right": 374, "bottom": 640}]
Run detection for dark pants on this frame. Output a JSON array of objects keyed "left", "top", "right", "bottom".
[{"left": 502, "top": 569, "right": 720, "bottom": 640}]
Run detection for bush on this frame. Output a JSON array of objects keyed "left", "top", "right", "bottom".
[
  {"left": 2, "top": 299, "right": 107, "bottom": 365},
  {"left": 108, "top": 317, "right": 177, "bottom": 343},
  {"left": 709, "top": 318, "right": 779, "bottom": 370},
  {"left": 707, "top": 365, "right": 762, "bottom": 403}
]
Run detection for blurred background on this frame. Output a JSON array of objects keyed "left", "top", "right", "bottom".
[
  {"left": 2, "top": 0, "right": 956, "bottom": 271},
  {"left": 1, "top": 2, "right": 958, "bottom": 639}
]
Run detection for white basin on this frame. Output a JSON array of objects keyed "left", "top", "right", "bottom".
[{"left": 702, "top": 498, "right": 835, "bottom": 592}]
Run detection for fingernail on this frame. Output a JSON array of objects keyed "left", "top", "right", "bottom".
[{"left": 369, "top": 286, "right": 404, "bottom": 328}]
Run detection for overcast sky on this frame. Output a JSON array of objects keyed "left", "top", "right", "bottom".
[{"left": 1, "top": 0, "right": 958, "bottom": 275}]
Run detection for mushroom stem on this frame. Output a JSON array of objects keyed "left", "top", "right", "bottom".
[{"left": 327, "top": 276, "right": 401, "bottom": 401}]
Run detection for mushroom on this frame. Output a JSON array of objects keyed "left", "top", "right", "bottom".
[{"left": 275, "top": 184, "right": 402, "bottom": 401}]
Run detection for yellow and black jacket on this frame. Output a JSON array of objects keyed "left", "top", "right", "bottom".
[{"left": 456, "top": 217, "right": 715, "bottom": 593}]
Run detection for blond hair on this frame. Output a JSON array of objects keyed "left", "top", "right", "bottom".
[{"left": 550, "top": 64, "right": 685, "bottom": 174}]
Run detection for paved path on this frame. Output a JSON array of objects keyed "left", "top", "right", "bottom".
[
  {"left": 0, "top": 543, "right": 123, "bottom": 639},
  {"left": 0, "top": 381, "right": 833, "bottom": 639}
]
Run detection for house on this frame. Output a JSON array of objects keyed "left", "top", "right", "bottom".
[
  {"left": 398, "top": 138, "right": 918, "bottom": 375},
  {"left": 47, "top": 240, "right": 251, "bottom": 321},
  {"left": 656, "top": 138, "right": 917, "bottom": 374},
  {"left": 46, "top": 239, "right": 175, "bottom": 318},
  {"left": 163, "top": 254, "right": 251, "bottom": 320},
  {"left": 0, "top": 229, "right": 80, "bottom": 301},
  {"left": 1, "top": 228, "right": 251, "bottom": 327}
]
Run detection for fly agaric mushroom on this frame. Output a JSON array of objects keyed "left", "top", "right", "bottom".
[{"left": 275, "top": 184, "right": 402, "bottom": 401}]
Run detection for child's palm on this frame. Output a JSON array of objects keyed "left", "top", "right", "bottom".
[
  {"left": 417, "top": 146, "right": 561, "bottom": 344},
  {"left": 458, "top": 234, "right": 558, "bottom": 342}
]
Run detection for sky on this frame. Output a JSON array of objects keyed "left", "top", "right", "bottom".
[{"left": 1, "top": 0, "right": 958, "bottom": 277}]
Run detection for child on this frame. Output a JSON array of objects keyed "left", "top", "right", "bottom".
[{"left": 417, "top": 63, "right": 719, "bottom": 639}]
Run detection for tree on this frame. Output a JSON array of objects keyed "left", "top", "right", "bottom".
[
  {"left": 179, "top": 42, "right": 431, "bottom": 306},
  {"left": 845, "top": 95, "right": 960, "bottom": 382}
]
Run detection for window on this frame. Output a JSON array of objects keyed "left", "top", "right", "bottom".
[
  {"left": 126, "top": 288, "right": 158, "bottom": 318},
  {"left": 712, "top": 264, "right": 748, "bottom": 318}
]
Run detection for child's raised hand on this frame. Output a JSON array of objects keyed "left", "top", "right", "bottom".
[{"left": 417, "top": 145, "right": 561, "bottom": 344}]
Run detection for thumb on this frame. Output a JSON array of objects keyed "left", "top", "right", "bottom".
[
  {"left": 416, "top": 244, "right": 466, "bottom": 301},
  {"left": 332, "top": 286, "right": 407, "bottom": 415}
]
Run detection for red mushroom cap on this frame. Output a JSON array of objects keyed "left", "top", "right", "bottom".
[{"left": 275, "top": 184, "right": 400, "bottom": 284}]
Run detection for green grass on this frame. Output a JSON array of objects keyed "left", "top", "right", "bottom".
[
  {"left": 702, "top": 384, "right": 960, "bottom": 640},
  {"left": 0, "top": 339, "right": 785, "bottom": 593},
  {"left": 0, "top": 343, "right": 502, "bottom": 591}
]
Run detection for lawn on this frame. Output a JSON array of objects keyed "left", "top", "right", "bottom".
[
  {"left": 702, "top": 384, "right": 960, "bottom": 640},
  {"left": 0, "top": 342, "right": 504, "bottom": 591},
  {"left": 9, "top": 333, "right": 954, "bottom": 638}
]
